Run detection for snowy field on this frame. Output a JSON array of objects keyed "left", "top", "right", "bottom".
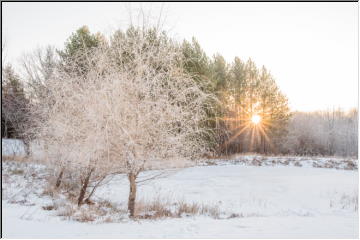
[{"left": 2, "top": 157, "right": 358, "bottom": 238}]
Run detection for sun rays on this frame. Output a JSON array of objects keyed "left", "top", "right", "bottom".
[{"left": 219, "top": 110, "right": 274, "bottom": 152}]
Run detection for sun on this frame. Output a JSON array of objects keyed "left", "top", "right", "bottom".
[{"left": 251, "top": 114, "right": 261, "bottom": 124}]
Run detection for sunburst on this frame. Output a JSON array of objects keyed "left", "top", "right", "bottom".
[
  {"left": 251, "top": 114, "right": 261, "bottom": 124},
  {"left": 219, "top": 110, "right": 273, "bottom": 152}
]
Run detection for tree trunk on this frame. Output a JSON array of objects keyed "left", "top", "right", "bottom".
[
  {"left": 55, "top": 168, "right": 64, "bottom": 188},
  {"left": 84, "top": 175, "right": 106, "bottom": 204},
  {"left": 128, "top": 173, "right": 137, "bottom": 218},
  {"left": 23, "top": 141, "right": 31, "bottom": 157},
  {"left": 78, "top": 168, "right": 93, "bottom": 206}
]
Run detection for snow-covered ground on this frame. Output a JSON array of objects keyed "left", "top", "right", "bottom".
[
  {"left": 2, "top": 138, "right": 26, "bottom": 156},
  {"left": 2, "top": 158, "right": 358, "bottom": 238}
]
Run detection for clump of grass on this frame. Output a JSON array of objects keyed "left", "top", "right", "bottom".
[
  {"left": 135, "top": 196, "right": 223, "bottom": 220},
  {"left": 177, "top": 201, "right": 200, "bottom": 216},
  {"left": 135, "top": 196, "right": 174, "bottom": 219},
  {"left": 73, "top": 210, "right": 96, "bottom": 222},
  {"left": 177, "top": 201, "right": 221, "bottom": 219},
  {"left": 10, "top": 168, "right": 24, "bottom": 175},
  {"left": 53, "top": 198, "right": 127, "bottom": 223}
]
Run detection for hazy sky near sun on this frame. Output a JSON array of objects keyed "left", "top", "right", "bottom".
[{"left": 2, "top": 2, "right": 358, "bottom": 111}]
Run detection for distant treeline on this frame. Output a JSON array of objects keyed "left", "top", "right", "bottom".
[
  {"left": 1, "top": 26, "right": 357, "bottom": 157},
  {"left": 283, "top": 109, "right": 358, "bottom": 157}
]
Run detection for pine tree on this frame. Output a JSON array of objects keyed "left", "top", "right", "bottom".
[
  {"left": 182, "top": 38, "right": 212, "bottom": 88},
  {"left": 1, "top": 64, "right": 29, "bottom": 140},
  {"left": 57, "top": 26, "right": 101, "bottom": 75}
]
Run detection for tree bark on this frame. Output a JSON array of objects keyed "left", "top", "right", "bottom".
[
  {"left": 55, "top": 168, "right": 64, "bottom": 188},
  {"left": 128, "top": 172, "right": 137, "bottom": 218},
  {"left": 23, "top": 140, "right": 31, "bottom": 157},
  {"left": 78, "top": 168, "right": 93, "bottom": 206},
  {"left": 84, "top": 175, "right": 106, "bottom": 204}
]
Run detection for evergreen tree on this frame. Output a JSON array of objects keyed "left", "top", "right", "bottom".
[
  {"left": 181, "top": 38, "right": 218, "bottom": 152},
  {"left": 1, "top": 64, "right": 29, "bottom": 139},
  {"left": 210, "top": 54, "right": 228, "bottom": 92},
  {"left": 181, "top": 38, "right": 212, "bottom": 89},
  {"left": 57, "top": 26, "right": 101, "bottom": 75},
  {"left": 216, "top": 58, "right": 290, "bottom": 154}
]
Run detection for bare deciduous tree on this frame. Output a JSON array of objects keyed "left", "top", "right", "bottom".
[
  {"left": 34, "top": 26, "right": 212, "bottom": 216},
  {"left": 21, "top": 46, "right": 57, "bottom": 103}
]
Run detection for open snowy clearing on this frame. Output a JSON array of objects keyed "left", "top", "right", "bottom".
[{"left": 2, "top": 158, "right": 358, "bottom": 238}]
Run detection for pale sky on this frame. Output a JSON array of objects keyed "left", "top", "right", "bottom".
[{"left": 2, "top": 2, "right": 358, "bottom": 111}]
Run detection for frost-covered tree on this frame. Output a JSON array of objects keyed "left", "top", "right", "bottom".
[
  {"left": 21, "top": 46, "right": 57, "bottom": 103},
  {"left": 35, "top": 26, "right": 212, "bottom": 216}
]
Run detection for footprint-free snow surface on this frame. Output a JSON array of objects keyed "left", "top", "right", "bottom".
[{"left": 2, "top": 162, "right": 358, "bottom": 238}]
